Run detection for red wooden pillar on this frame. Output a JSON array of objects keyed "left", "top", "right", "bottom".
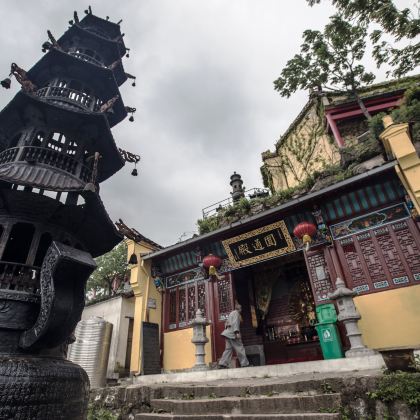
[{"left": 326, "top": 112, "right": 345, "bottom": 148}]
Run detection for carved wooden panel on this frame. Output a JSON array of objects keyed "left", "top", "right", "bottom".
[
  {"left": 336, "top": 217, "right": 420, "bottom": 295},
  {"left": 197, "top": 281, "right": 206, "bottom": 317},
  {"left": 393, "top": 222, "right": 420, "bottom": 280},
  {"left": 217, "top": 274, "right": 234, "bottom": 320},
  {"left": 187, "top": 284, "right": 196, "bottom": 321},
  {"left": 340, "top": 237, "right": 370, "bottom": 293},
  {"left": 178, "top": 288, "right": 187, "bottom": 327},
  {"left": 168, "top": 289, "right": 177, "bottom": 329},
  {"left": 305, "top": 250, "right": 334, "bottom": 304},
  {"left": 358, "top": 232, "right": 388, "bottom": 289},
  {"left": 375, "top": 227, "right": 406, "bottom": 284}
]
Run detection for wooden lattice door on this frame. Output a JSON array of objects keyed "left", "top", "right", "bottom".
[{"left": 211, "top": 273, "right": 235, "bottom": 360}]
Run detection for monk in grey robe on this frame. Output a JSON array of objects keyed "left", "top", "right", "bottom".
[{"left": 218, "top": 303, "right": 250, "bottom": 368}]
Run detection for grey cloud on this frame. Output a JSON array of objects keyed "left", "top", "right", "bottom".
[{"left": 0, "top": 0, "right": 409, "bottom": 246}]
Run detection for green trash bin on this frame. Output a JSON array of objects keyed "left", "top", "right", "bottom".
[{"left": 315, "top": 304, "right": 344, "bottom": 360}]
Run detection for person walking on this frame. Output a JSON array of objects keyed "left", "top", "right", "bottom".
[{"left": 218, "top": 303, "right": 250, "bottom": 368}]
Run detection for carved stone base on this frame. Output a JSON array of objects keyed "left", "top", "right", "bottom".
[{"left": 0, "top": 355, "right": 89, "bottom": 420}]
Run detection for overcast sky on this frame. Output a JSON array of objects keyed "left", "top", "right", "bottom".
[{"left": 0, "top": 0, "right": 414, "bottom": 247}]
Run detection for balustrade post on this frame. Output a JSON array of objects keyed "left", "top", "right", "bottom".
[{"left": 15, "top": 147, "right": 26, "bottom": 162}]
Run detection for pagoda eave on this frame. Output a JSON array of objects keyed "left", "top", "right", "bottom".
[
  {"left": 0, "top": 162, "right": 88, "bottom": 191},
  {"left": 0, "top": 91, "right": 125, "bottom": 181},
  {"left": 59, "top": 24, "right": 126, "bottom": 63},
  {"left": 0, "top": 188, "right": 122, "bottom": 257},
  {"left": 28, "top": 49, "right": 121, "bottom": 102}
]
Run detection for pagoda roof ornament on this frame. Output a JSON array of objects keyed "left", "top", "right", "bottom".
[
  {"left": 115, "top": 219, "right": 162, "bottom": 249},
  {"left": 1, "top": 63, "right": 37, "bottom": 93}
]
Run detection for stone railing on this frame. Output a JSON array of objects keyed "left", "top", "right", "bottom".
[
  {"left": 36, "top": 86, "right": 102, "bottom": 112},
  {"left": 68, "top": 51, "right": 104, "bottom": 67},
  {"left": 0, "top": 146, "right": 92, "bottom": 183}
]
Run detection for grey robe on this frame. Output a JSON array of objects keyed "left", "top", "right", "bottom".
[{"left": 221, "top": 309, "right": 241, "bottom": 339}]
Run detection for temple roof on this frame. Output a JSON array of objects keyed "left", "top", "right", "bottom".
[
  {"left": 115, "top": 219, "right": 162, "bottom": 249},
  {"left": 144, "top": 161, "right": 398, "bottom": 261}
]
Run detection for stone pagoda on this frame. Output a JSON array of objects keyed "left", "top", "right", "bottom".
[{"left": 0, "top": 8, "right": 138, "bottom": 419}]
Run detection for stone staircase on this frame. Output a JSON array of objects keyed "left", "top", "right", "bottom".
[{"left": 135, "top": 381, "right": 342, "bottom": 419}]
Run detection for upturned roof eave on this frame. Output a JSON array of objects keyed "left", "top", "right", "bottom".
[{"left": 144, "top": 160, "right": 397, "bottom": 261}]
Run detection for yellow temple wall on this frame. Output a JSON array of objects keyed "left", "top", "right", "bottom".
[
  {"left": 163, "top": 326, "right": 213, "bottom": 371},
  {"left": 355, "top": 284, "right": 420, "bottom": 349},
  {"left": 262, "top": 103, "right": 339, "bottom": 193},
  {"left": 127, "top": 239, "right": 162, "bottom": 374}
]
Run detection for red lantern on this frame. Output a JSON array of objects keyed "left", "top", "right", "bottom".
[
  {"left": 202, "top": 253, "right": 222, "bottom": 270},
  {"left": 293, "top": 222, "right": 317, "bottom": 250}
]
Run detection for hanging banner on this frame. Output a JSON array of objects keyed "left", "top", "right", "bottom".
[{"left": 222, "top": 220, "right": 295, "bottom": 268}]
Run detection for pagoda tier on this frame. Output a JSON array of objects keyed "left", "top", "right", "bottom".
[
  {"left": 29, "top": 48, "right": 127, "bottom": 127},
  {"left": 0, "top": 185, "right": 121, "bottom": 259},
  {"left": 58, "top": 15, "right": 127, "bottom": 86},
  {"left": 0, "top": 91, "right": 124, "bottom": 190}
]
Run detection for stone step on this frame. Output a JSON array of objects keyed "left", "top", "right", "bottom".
[
  {"left": 155, "top": 382, "right": 325, "bottom": 400},
  {"left": 140, "top": 370, "right": 380, "bottom": 401},
  {"left": 136, "top": 414, "right": 340, "bottom": 420},
  {"left": 149, "top": 394, "right": 341, "bottom": 415}
]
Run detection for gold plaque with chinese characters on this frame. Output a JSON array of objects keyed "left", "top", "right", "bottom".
[{"left": 222, "top": 220, "right": 295, "bottom": 268}]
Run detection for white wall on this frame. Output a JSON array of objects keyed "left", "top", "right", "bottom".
[{"left": 82, "top": 295, "right": 135, "bottom": 379}]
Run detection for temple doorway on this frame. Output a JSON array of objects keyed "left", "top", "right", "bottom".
[{"left": 233, "top": 252, "right": 323, "bottom": 365}]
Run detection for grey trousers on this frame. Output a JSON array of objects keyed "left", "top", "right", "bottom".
[{"left": 219, "top": 337, "right": 249, "bottom": 367}]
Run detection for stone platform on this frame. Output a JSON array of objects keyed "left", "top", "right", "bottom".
[
  {"left": 132, "top": 354, "right": 385, "bottom": 386},
  {"left": 90, "top": 358, "right": 419, "bottom": 419}
]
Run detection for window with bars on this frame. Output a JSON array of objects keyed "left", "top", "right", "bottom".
[{"left": 166, "top": 280, "right": 207, "bottom": 331}]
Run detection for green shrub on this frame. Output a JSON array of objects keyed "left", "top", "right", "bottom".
[
  {"left": 87, "top": 406, "right": 118, "bottom": 420},
  {"left": 368, "top": 372, "right": 420, "bottom": 412},
  {"left": 197, "top": 216, "right": 220, "bottom": 235}
]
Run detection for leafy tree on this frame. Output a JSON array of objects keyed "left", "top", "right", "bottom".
[
  {"left": 274, "top": 15, "right": 375, "bottom": 119},
  {"left": 86, "top": 242, "right": 128, "bottom": 299},
  {"left": 306, "top": 0, "right": 420, "bottom": 78}
]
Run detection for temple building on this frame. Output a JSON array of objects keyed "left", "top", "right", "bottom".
[{"left": 123, "top": 75, "right": 420, "bottom": 374}]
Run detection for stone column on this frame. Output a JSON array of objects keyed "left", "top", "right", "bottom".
[
  {"left": 329, "top": 277, "right": 375, "bottom": 357},
  {"left": 191, "top": 309, "right": 209, "bottom": 371}
]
